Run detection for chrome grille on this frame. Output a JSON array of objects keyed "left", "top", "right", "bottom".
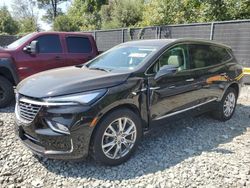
[{"left": 17, "top": 97, "right": 41, "bottom": 123}]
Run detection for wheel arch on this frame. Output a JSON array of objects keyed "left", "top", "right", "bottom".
[
  {"left": 218, "top": 82, "right": 240, "bottom": 101},
  {"left": 228, "top": 83, "right": 240, "bottom": 98},
  {"left": 89, "top": 103, "right": 142, "bottom": 150},
  {"left": 0, "top": 58, "right": 19, "bottom": 85},
  {"left": 0, "top": 67, "right": 16, "bottom": 85}
]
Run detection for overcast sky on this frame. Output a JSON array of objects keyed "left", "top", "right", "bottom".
[{"left": 0, "top": 0, "right": 70, "bottom": 31}]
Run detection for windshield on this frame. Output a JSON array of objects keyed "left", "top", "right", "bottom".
[
  {"left": 7, "top": 33, "right": 35, "bottom": 49},
  {"left": 87, "top": 45, "right": 158, "bottom": 71}
]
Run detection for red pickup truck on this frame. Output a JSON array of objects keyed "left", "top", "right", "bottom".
[{"left": 0, "top": 32, "right": 98, "bottom": 107}]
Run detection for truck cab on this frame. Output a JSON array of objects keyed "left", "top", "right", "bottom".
[{"left": 0, "top": 32, "right": 98, "bottom": 107}]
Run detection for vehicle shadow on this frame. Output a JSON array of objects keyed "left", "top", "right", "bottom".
[
  {"left": 38, "top": 102, "right": 250, "bottom": 181},
  {"left": 0, "top": 102, "right": 15, "bottom": 113}
]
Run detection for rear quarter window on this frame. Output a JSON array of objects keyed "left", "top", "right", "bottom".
[
  {"left": 189, "top": 44, "right": 232, "bottom": 69},
  {"left": 66, "top": 36, "right": 92, "bottom": 53},
  {"left": 209, "top": 45, "right": 232, "bottom": 63}
]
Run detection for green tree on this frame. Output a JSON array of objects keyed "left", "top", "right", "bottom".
[
  {"left": 67, "top": 0, "right": 107, "bottom": 31},
  {"left": 0, "top": 6, "right": 19, "bottom": 34},
  {"left": 229, "top": 0, "right": 250, "bottom": 19},
  {"left": 53, "top": 15, "right": 77, "bottom": 31},
  {"left": 140, "top": 0, "right": 201, "bottom": 26},
  {"left": 19, "top": 18, "right": 38, "bottom": 33},
  {"left": 51, "top": 0, "right": 250, "bottom": 31},
  {"left": 140, "top": 0, "right": 250, "bottom": 27},
  {"left": 101, "top": 0, "right": 144, "bottom": 29},
  {"left": 203, "top": 0, "right": 250, "bottom": 21},
  {"left": 200, "top": 0, "right": 230, "bottom": 21}
]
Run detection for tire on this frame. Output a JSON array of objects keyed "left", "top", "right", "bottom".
[
  {"left": 212, "top": 87, "right": 237, "bottom": 121},
  {"left": 0, "top": 76, "right": 14, "bottom": 108},
  {"left": 92, "top": 108, "right": 142, "bottom": 166}
]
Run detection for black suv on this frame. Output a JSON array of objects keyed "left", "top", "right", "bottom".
[{"left": 15, "top": 39, "right": 243, "bottom": 165}]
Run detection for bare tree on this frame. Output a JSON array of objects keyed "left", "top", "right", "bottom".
[
  {"left": 37, "top": 0, "right": 68, "bottom": 23},
  {"left": 11, "top": 0, "right": 39, "bottom": 31}
]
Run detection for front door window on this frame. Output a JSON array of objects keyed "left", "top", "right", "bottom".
[{"left": 148, "top": 44, "right": 189, "bottom": 75}]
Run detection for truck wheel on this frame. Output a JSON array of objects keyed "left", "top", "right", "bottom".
[
  {"left": 92, "top": 108, "right": 142, "bottom": 166},
  {"left": 212, "top": 87, "right": 237, "bottom": 121},
  {"left": 0, "top": 76, "right": 14, "bottom": 108}
]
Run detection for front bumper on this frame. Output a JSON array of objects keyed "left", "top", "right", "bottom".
[
  {"left": 15, "top": 101, "right": 96, "bottom": 160},
  {"left": 15, "top": 124, "right": 80, "bottom": 160}
]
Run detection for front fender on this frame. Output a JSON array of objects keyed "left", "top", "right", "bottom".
[
  {"left": 0, "top": 57, "right": 19, "bottom": 84},
  {"left": 90, "top": 78, "right": 149, "bottom": 129}
]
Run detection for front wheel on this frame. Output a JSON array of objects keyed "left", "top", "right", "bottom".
[
  {"left": 212, "top": 87, "right": 237, "bottom": 121},
  {"left": 92, "top": 108, "right": 142, "bottom": 166}
]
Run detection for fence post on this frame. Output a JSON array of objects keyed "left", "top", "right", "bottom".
[
  {"left": 93, "top": 31, "right": 97, "bottom": 40},
  {"left": 158, "top": 26, "right": 161, "bottom": 39},
  {"left": 210, "top": 22, "right": 214, "bottom": 40},
  {"left": 155, "top": 27, "right": 158, "bottom": 39},
  {"left": 121, "top": 29, "right": 124, "bottom": 43}
]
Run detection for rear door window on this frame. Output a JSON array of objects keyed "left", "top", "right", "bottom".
[
  {"left": 36, "top": 34, "right": 62, "bottom": 53},
  {"left": 189, "top": 44, "right": 232, "bottom": 69},
  {"left": 66, "top": 36, "right": 92, "bottom": 53}
]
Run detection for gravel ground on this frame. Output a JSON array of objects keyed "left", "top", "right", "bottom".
[{"left": 0, "top": 86, "right": 250, "bottom": 188}]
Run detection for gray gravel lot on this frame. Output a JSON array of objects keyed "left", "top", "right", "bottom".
[{"left": 0, "top": 86, "right": 250, "bottom": 188}]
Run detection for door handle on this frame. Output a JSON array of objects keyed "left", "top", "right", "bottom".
[
  {"left": 55, "top": 56, "right": 62, "bottom": 60},
  {"left": 150, "top": 87, "right": 160, "bottom": 90},
  {"left": 132, "top": 88, "right": 147, "bottom": 96},
  {"left": 168, "top": 85, "right": 176, "bottom": 89},
  {"left": 186, "top": 78, "right": 194, "bottom": 82}
]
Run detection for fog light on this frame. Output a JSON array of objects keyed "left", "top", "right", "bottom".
[{"left": 46, "top": 120, "right": 70, "bottom": 135}]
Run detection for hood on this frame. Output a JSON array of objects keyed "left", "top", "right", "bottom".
[
  {"left": 0, "top": 47, "right": 11, "bottom": 58},
  {"left": 17, "top": 66, "right": 131, "bottom": 98}
]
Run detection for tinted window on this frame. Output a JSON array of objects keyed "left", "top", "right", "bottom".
[
  {"left": 66, "top": 37, "right": 92, "bottom": 53},
  {"left": 148, "top": 44, "right": 188, "bottom": 74},
  {"left": 210, "top": 45, "right": 232, "bottom": 62},
  {"left": 36, "top": 35, "right": 62, "bottom": 53},
  {"left": 7, "top": 33, "right": 35, "bottom": 49},
  {"left": 189, "top": 44, "right": 231, "bottom": 69}
]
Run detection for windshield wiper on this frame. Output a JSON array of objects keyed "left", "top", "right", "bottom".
[{"left": 88, "top": 67, "right": 110, "bottom": 72}]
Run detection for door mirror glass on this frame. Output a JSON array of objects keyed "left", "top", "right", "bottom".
[
  {"left": 154, "top": 64, "right": 178, "bottom": 80},
  {"left": 23, "top": 40, "right": 38, "bottom": 54}
]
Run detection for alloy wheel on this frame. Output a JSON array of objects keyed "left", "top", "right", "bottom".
[
  {"left": 101, "top": 117, "right": 137, "bottom": 159},
  {"left": 223, "top": 92, "right": 236, "bottom": 117}
]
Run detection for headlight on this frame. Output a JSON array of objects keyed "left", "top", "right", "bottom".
[{"left": 44, "top": 89, "right": 107, "bottom": 105}]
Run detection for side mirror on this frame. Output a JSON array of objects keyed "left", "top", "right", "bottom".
[
  {"left": 23, "top": 40, "right": 38, "bottom": 54},
  {"left": 155, "top": 65, "right": 178, "bottom": 80}
]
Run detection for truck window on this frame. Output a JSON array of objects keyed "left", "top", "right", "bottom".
[
  {"left": 7, "top": 32, "right": 35, "bottom": 49},
  {"left": 66, "top": 36, "right": 92, "bottom": 53},
  {"left": 36, "top": 35, "right": 62, "bottom": 53}
]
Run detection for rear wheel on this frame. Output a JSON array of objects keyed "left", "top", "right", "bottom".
[
  {"left": 92, "top": 108, "right": 142, "bottom": 166},
  {"left": 212, "top": 87, "right": 237, "bottom": 121},
  {"left": 0, "top": 76, "right": 14, "bottom": 108}
]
